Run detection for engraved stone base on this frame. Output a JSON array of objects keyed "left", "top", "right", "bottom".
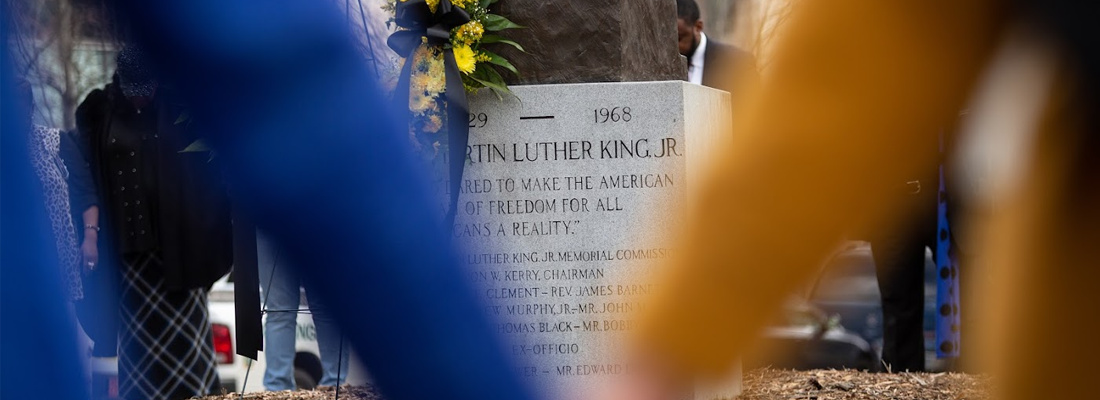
[{"left": 449, "top": 81, "right": 736, "bottom": 399}]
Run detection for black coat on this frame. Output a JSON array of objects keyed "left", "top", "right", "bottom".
[{"left": 73, "top": 83, "right": 233, "bottom": 292}]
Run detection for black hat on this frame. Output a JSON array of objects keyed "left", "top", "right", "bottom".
[{"left": 116, "top": 46, "right": 157, "bottom": 97}]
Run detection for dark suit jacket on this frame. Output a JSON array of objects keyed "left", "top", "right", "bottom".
[{"left": 701, "top": 39, "right": 760, "bottom": 97}]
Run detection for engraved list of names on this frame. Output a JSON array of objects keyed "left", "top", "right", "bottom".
[{"left": 445, "top": 82, "right": 728, "bottom": 399}]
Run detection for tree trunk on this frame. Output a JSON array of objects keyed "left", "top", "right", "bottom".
[{"left": 58, "top": 0, "right": 77, "bottom": 130}]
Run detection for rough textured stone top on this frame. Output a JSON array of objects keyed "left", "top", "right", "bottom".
[{"left": 491, "top": 0, "right": 687, "bottom": 85}]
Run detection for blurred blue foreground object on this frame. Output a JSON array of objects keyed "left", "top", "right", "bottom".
[
  {"left": 1, "top": 18, "right": 91, "bottom": 400},
  {"left": 110, "top": 2, "right": 537, "bottom": 400}
]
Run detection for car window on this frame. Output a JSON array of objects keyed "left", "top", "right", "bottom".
[
  {"left": 811, "top": 251, "right": 881, "bottom": 302},
  {"left": 821, "top": 253, "right": 876, "bottom": 280},
  {"left": 766, "top": 301, "right": 822, "bottom": 328},
  {"left": 812, "top": 245, "right": 938, "bottom": 303},
  {"left": 785, "top": 308, "right": 820, "bottom": 327},
  {"left": 813, "top": 276, "right": 881, "bottom": 302}
]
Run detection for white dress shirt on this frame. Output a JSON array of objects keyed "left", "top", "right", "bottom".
[{"left": 687, "top": 33, "right": 708, "bottom": 85}]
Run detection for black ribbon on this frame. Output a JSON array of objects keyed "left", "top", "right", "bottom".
[{"left": 388, "top": 0, "right": 471, "bottom": 227}]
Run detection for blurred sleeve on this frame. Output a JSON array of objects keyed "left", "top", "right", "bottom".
[
  {"left": 60, "top": 129, "right": 98, "bottom": 214},
  {"left": 105, "top": 3, "right": 540, "bottom": 400},
  {"left": 68, "top": 88, "right": 109, "bottom": 214},
  {"left": 636, "top": 0, "right": 1006, "bottom": 378}
]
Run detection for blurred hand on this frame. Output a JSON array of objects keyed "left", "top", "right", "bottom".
[
  {"left": 595, "top": 376, "right": 667, "bottom": 400},
  {"left": 593, "top": 354, "right": 686, "bottom": 400},
  {"left": 81, "top": 235, "right": 98, "bottom": 274}
]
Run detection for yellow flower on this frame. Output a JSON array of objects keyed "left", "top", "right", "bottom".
[
  {"left": 401, "top": 0, "right": 440, "bottom": 12},
  {"left": 411, "top": 74, "right": 431, "bottom": 92},
  {"left": 426, "top": 51, "right": 446, "bottom": 81},
  {"left": 453, "top": 44, "right": 476, "bottom": 74},
  {"left": 425, "top": 115, "right": 444, "bottom": 133},
  {"left": 412, "top": 44, "right": 432, "bottom": 69},
  {"left": 411, "top": 91, "right": 437, "bottom": 114},
  {"left": 451, "top": 0, "right": 474, "bottom": 8},
  {"left": 412, "top": 73, "right": 445, "bottom": 96},
  {"left": 411, "top": 73, "right": 428, "bottom": 92},
  {"left": 453, "top": 20, "right": 484, "bottom": 45},
  {"left": 476, "top": 52, "right": 492, "bottom": 63},
  {"left": 407, "top": 45, "right": 447, "bottom": 96}
]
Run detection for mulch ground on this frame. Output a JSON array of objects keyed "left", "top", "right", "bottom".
[
  {"left": 200, "top": 368, "right": 991, "bottom": 400},
  {"left": 740, "top": 368, "right": 992, "bottom": 400},
  {"left": 201, "top": 385, "right": 384, "bottom": 400}
]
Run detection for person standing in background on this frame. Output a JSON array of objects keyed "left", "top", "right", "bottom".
[
  {"left": 18, "top": 81, "right": 85, "bottom": 305},
  {"left": 62, "top": 124, "right": 121, "bottom": 363},
  {"left": 868, "top": 152, "right": 939, "bottom": 372},
  {"left": 74, "top": 46, "right": 234, "bottom": 400},
  {"left": 676, "top": 0, "right": 759, "bottom": 94},
  {"left": 16, "top": 77, "right": 93, "bottom": 396},
  {"left": 258, "top": 232, "right": 350, "bottom": 391}
]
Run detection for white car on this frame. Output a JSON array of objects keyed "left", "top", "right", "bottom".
[{"left": 208, "top": 274, "right": 369, "bottom": 393}]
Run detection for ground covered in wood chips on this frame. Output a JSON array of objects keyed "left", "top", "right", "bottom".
[
  {"left": 199, "top": 368, "right": 991, "bottom": 400},
  {"left": 740, "top": 368, "right": 992, "bottom": 400},
  {"left": 201, "top": 385, "right": 384, "bottom": 400}
]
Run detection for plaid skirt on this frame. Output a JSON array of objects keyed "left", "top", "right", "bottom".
[{"left": 118, "top": 252, "right": 217, "bottom": 400}]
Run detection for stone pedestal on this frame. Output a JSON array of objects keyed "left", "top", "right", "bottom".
[
  {"left": 490, "top": 0, "right": 687, "bottom": 84},
  {"left": 451, "top": 81, "right": 734, "bottom": 399}
]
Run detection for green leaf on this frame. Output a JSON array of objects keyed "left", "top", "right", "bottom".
[
  {"left": 483, "top": 14, "right": 523, "bottom": 31},
  {"left": 179, "top": 138, "right": 212, "bottom": 153},
  {"left": 174, "top": 110, "right": 191, "bottom": 125},
  {"left": 479, "top": 0, "right": 500, "bottom": 7},
  {"left": 468, "top": 79, "right": 504, "bottom": 100},
  {"left": 469, "top": 71, "right": 502, "bottom": 99},
  {"left": 476, "top": 63, "right": 508, "bottom": 88},
  {"left": 480, "top": 35, "right": 525, "bottom": 52},
  {"left": 481, "top": 50, "right": 518, "bottom": 76},
  {"left": 470, "top": 64, "right": 513, "bottom": 100}
]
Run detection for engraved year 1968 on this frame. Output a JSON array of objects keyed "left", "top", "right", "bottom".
[{"left": 593, "top": 107, "right": 632, "bottom": 123}]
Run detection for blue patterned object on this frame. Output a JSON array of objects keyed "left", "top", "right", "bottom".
[
  {"left": 935, "top": 131, "right": 961, "bottom": 358},
  {"left": 2, "top": 38, "right": 90, "bottom": 400},
  {"left": 107, "top": 2, "right": 541, "bottom": 400}
]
